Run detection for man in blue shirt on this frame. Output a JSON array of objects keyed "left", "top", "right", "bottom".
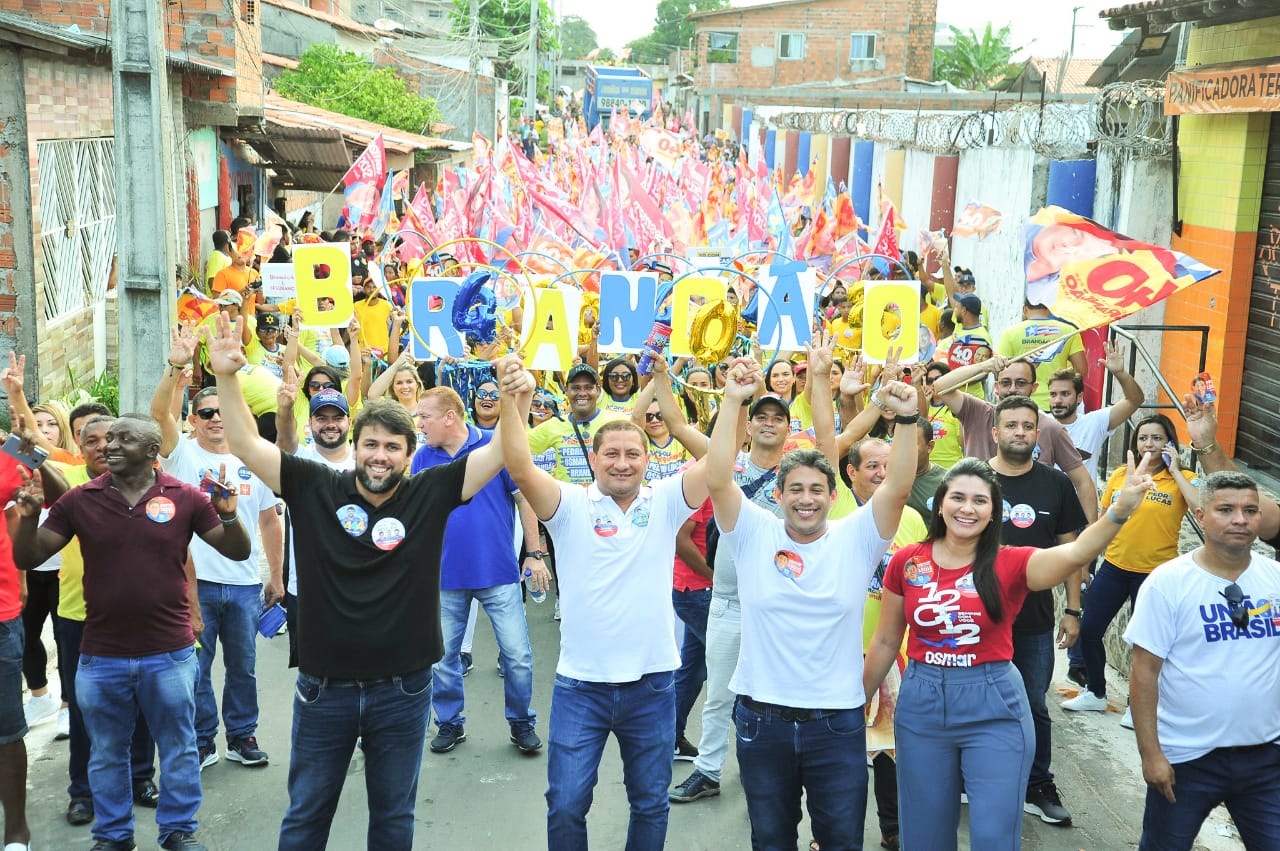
[{"left": 413, "top": 386, "right": 551, "bottom": 755}]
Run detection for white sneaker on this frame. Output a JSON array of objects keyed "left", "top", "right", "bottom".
[
  {"left": 55, "top": 706, "right": 70, "bottom": 740},
  {"left": 1061, "top": 690, "right": 1108, "bottom": 712},
  {"left": 1121, "top": 708, "right": 1134, "bottom": 729},
  {"left": 24, "top": 692, "right": 56, "bottom": 726}
]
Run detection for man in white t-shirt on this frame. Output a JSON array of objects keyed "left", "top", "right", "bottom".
[
  {"left": 1048, "top": 339, "right": 1144, "bottom": 481},
  {"left": 497, "top": 361, "right": 710, "bottom": 850},
  {"left": 153, "top": 347, "right": 284, "bottom": 771},
  {"left": 1125, "top": 471, "right": 1280, "bottom": 850},
  {"left": 706, "top": 355, "right": 920, "bottom": 851}
]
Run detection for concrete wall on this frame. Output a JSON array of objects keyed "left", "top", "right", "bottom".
[
  {"left": 900, "top": 148, "right": 936, "bottom": 242},
  {"left": 0, "top": 45, "right": 35, "bottom": 399}
]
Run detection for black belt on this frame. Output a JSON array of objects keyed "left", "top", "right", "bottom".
[{"left": 739, "top": 695, "right": 836, "bottom": 723}]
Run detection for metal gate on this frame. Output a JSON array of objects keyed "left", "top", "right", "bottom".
[
  {"left": 36, "top": 138, "right": 117, "bottom": 322},
  {"left": 1238, "top": 112, "right": 1280, "bottom": 471}
]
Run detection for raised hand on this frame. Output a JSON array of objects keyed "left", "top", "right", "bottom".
[
  {"left": 1182, "top": 393, "right": 1218, "bottom": 448},
  {"left": 844, "top": 353, "right": 866, "bottom": 389},
  {"left": 168, "top": 323, "right": 199, "bottom": 366},
  {"left": 877, "top": 380, "right": 919, "bottom": 417},
  {"left": 805, "top": 336, "right": 835, "bottom": 379},
  {"left": 207, "top": 462, "right": 239, "bottom": 518},
  {"left": 207, "top": 312, "right": 248, "bottom": 377},
  {"left": 724, "top": 357, "right": 762, "bottom": 403},
  {"left": 1103, "top": 339, "right": 1126, "bottom": 374},
  {"left": 495, "top": 353, "right": 535, "bottom": 399},
  {"left": 0, "top": 351, "right": 25, "bottom": 397},
  {"left": 881, "top": 345, "right": 905, "bottom": 384},
  {"left": 13, "top": 467, "right": 42, "bottom": 518},
  {"left": 277, "top": 365, "right": 299, "bottom": 411},
  {"left": 1113, "top": 451, "right": 1156, "bottom": 517}
]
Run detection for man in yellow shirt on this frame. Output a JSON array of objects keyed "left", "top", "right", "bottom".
[
  {"left": 527, "top": 364, "right": 624, "bottom": 484},
  {"left": 828, "top": 297, "right": 861, "bottom": 354},
  {"left": 995, "top": 302, "right": 1087, "bottom": 412},
  {"left": 205, "top": 231, "right": 232, "bottom": 291},
  {"left": 353, "top": 279, "right": 394, "bottom": 356}
]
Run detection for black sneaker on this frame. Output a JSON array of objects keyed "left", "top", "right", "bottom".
[
  {"left": 674, "top": 736, "right": 699, "bottom": 762},
  {"left": 67, "top": 797, "right": 94, "bottom": 825},
  {"left": 670, "top": 769, "right": 720, "bottom": 802},
  {"left": 1025, "top": 781, "right": 1072, "bottom": 825},
  {"left": 226, "top": 736, "right": 269, "bottom": 766},
  {"left": 90, "top": 840, "right": 136, "bottom": 851},
  {"left": 159, "top": 831, "right": 207, "bottom": 850},
  {"left": 132, "top": 778, "right": 159, "bottom": 808},
  {"left": 430, "top": 723, "right": 466, "bottom": 753},
  {"left": 197, "top": 741, "right": 218, "bottom": 771},
  {"left": 460, "top": 652, "right": 474, "bottom": 676},
  {"left": 1067, "top": 666, "right": 1088, "bottom": 688},
  {"left": 510, "top": 725, "right": 543, "bottom": 753}
]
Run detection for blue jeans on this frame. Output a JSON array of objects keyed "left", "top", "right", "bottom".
[
  {"left": 433, "top": 583, "right": 535, "bottom": 729},
  {"left": 1011, "top": 630, "right": 1054, "bottom": 788},
  {"left": 734, "top": 699, "right": 868, "bottom": 851},
  {"left": 76, "top": 646, "right": 201, "bottom": 844},
  {"left": 195, "top": 580, "right": 262, "bottom": 745},
  {"left": 56, "top": 617, "right": 155, "bottom": 800},
  {"left": 279, "top": 667, "right": 432, "bottom": 850},
  {"left": 672, "top": 587, "right": 711, "bottom": 740},
  {"left": 1140, "top": 744, "right": 1280, "bottom": 850},
  {"left": 546, "top": 671, "right": 676, "bottom": 851},
  {"left": 0, "top": 616, "right": 24, "bottom": 745},
  {"left": 1078, "top": 561, "right": 1147, "bottom": 698},
  {"left": 896, "top": 661, "right": 1033, "bottom": 850}
]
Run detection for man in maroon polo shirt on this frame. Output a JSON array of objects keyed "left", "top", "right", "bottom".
[{"left": 12, "top": 415, "right": 250, "bottom": 851}]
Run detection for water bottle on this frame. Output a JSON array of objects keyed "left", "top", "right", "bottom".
[{"left": 524, "top": 568, "right": 546, "bottom": 604}]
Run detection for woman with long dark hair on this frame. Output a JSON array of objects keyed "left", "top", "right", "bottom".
[
  {"left": 864, "top": 455, "right": 1155, "bottom": 850},
  {"left": 599, "top": 356, "right": 639, "bottom": 414}
]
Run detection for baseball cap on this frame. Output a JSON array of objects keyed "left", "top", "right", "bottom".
[
  {"left": 215, "top": 290, "right": 243, "bottom": 307},
  {"left": 749, "top": 393, "right": 790, "bottom": 418},
  {"left": 565, "top": 363, "right": 598, "bottom": 385},
  {"left": 953, "top": 293, "right": 982, "bottom": 315},
  {"left": 309, "top": 388, "right": 349, "bottom": 416},
  {"left": 794, "top": 361, "right": 808, "bottom": 373},
  {"left": 323, "top": 347, "right": 350, "bottom": 369},
  {"left": 257, "top": 312, "right": 282, "bottom": 330}
]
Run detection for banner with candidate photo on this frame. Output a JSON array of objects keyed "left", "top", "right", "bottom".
[{"left": 1023, "top": 206, "right": 1219, "bottom": 330}]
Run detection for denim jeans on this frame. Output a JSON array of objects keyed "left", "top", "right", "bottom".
[
  {"left": 735, "top": 699, "right": 869, "bottom": 851},
  {"left": 546, "top": 670, "right": 676, "bottom": 851},
  {"left": 56, "top": 617, "right": 155, "bottom": 800},
  {"left": 434, "top": 584, "right": 535, "bottom": 729},
  {"left": 1078, "top": 560, "right": 1147, "bottom": 698},
  {"left": 76, "top": 646, "right": 200, "bottom": 845},
  {"left": 279, "top": 666, "right": 432, "bottom": 851},
  {"left": 896, "top": 661, "right": 1033, "bottom": 851},
  {"left": 195, "top": 580, "right": 262, "bottom": 745},
  {"left": 692, "top": 596, "right": 741, "bottom": 781},
  {"left": 1011, "top": 629, "right": 1054, "bottom": 788},
  {"left": 1140, "top": 744, "right": 1280, "bottom": 850},
  {"left": 672, "top": 587, "right": 711, "bottom": 740}
]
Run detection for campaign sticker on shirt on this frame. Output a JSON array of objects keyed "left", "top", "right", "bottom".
[
  {"left": 774, "top": 550, "right": 805, "bottom": 580},
  {"left": 955, "top": 572, "right": 979, "bottom": 597},
  {"left": 1001, "top": 500, "right": 1013, "bottom": 523},
  {"left": 593, "top": 517, "right": 618, "bottom": 538},
  {"left": 904, "top": 558, "right": 933, "bottom": 587},
  {"left": 237, "top": 465, "right": 252, "bottom": 481},
  {"left": 239, "top": 484, "right": 251, "bottom": 496},
  {"left": 632, "top": 506, "right": 650, "bottom": 527},
  {"left": 1031, "top": 445, "right": 1042, "bottom": 462},
  {"left": 145, "top": 496, "right": 176, "bottom": 524},
  {"left": 371, "top": 517, "right": 406, "bottom": 551},
  {"left": 1009, "top": 504, "right": 1036, "bottom": 529},
  {"left": 337, "top": 504, "right": 368, "bottom": 536}
]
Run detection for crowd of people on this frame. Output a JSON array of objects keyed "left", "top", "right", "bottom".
[{"left": 0, "top": 212, "right": 1274, "bottom": 851}]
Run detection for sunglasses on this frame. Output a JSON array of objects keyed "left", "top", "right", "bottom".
[
  {"left": 531, "top": 399, "right": 553, "bottom": 410},
  {"left": 996, "top": 379, "right": 1033, "bottom": 389},
  {"left": 475, "top": 389, "right": 500, "bottom": 402},
  {"left": 607, "top": 372, "right": 631, "bottom": 381},
  {"left": 644, "top": 412, "right": 664, "bottom": 423},
  {"left": 1220, "top": 583, "right": 1250, "bottom": 629},
  {"left": 716, "top": 363, "right": 729, "bottom": 372},
  {"left": 308, "top": 381, "right": 336, "bottom": 391},
  {"left": 195, "top": 407, "right": 221, "bottom": 421}
]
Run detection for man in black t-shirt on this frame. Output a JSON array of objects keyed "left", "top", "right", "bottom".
[
  {"left": 205, "top": 312, "right": 524, "bottom": 850},
  {"left": 988, "top": 396, "right": 1087, "bottom": 829}
]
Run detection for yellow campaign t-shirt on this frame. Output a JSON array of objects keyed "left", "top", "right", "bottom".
[
  {"left": 55, "top": 463, "right": 93, "bottom": 622},
  {"left": 829, "top": 316, "right": 861, "bottom": 353},
  {"left": 920, "top": 301, "right": 942, "bottom": 339},
  {"left": 995, "top": 319, "right": 1084, "bottom": 411},
  {"left": 354, "top": 296, "right": 394, "bottom": 355},
  {"left": 644, "top": 435, "right": 692, "bottom": 483},
  {"left": 927, "top": 402, "right": 964, "bottom": 469},
  {"left": 527, "top": 409, "right": 626, "bottom": 484},
  {"left": 599, "top": 394, "right": 637, "bottom": 416},
  {"left": 237, "top": 364, "right": 281, "bottom": 417},
  {"left": 1101, "top": 467, "right": 1197, "bottom": 573}
]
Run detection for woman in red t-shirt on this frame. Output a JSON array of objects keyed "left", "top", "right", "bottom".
[{"left": 863, "top": 455, "right": 1153, "bottom": 850}]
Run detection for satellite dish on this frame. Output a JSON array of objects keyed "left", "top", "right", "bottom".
[{"left": 373, "top": 17, "right": 402, "bottom": 32}]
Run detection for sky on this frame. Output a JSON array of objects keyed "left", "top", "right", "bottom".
[{"left": 557, "top": 0, "right": 1127, "bottom": 61}]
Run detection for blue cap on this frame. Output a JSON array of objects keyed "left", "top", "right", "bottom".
[{"left": 310, "top": 388, "right": 349, "bottom": 416}]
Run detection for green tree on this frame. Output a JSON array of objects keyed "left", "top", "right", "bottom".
[
  {"left": 560, "top": 14, "right": 597, "bottom": 60},
  {"left": 932, "top": 23, "right": 1023, "bottom": 91},
  {"left": 275, "top": 44, "right": 441, "bottom": 133},
  {"left": 626, "top": 0, "right": 729, "bottom": 64}
]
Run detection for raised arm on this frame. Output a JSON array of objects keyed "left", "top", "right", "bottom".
[
  {"left": 274, "top": 366, "right": 301, "bottom": 454},
  {"left": 0, "top": 353, "right": 54, "bottom": 456},
  {"left": 1025, "top": 452, "right": 1154, "bottom": 591},
  {"left": 1103, "top": 340, "right": 1144, "bottom": 429},
  {"left": 11, "top": 469, "right": 70, "bottom": 570},
  {"left": 870, "top": 380, "right": 919, "bottom": 539},
  {"left": 707, "top": 358, "right": 761, "bottom": 534},
  {"left": 192, "top": 460, "right": 252, "bottom": 561},
  {"left": 1163, "top": 450, "right": 1201, "bottom": 512},
  {"left": 651, "top": 358, "right": 707, "bottom": 460},
  {"left": 368, "top": 348, "right": 414, "bottom": 401},
  {"left": 836, "top": 352, "right": 866, "bottom": 435},
  {"left": 151, "top": 324, "right": 200, "bottom": 457},
  {"left": 497, "top": 359, "right": 561, "bottom": 520},
  {"left": 460, "top": 355, "right": 529, "bottom": 501},
  {"left": 207, "top": 312, "right": 283, "bottom": 492},
  {"left": 806, "top": 339, "right": 839, "bottom": 470},
  {"left": 932, "top": 354, "right": 1007, "bottom": 415}
]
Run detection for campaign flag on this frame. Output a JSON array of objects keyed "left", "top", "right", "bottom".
[
  {"left": 368, "top": 177, "right": 396, "bottom": 241},
  {"left": 177, "top": 287, "right": 219, "bottom": 325},
  {"left": 953, "top": 201, "right": 1003, "bottom": 239},
  {"left": 341, "top": 134, "right": 387, "bottom": 235},
  {"left": 1024, "top": 206, "right": 1219, "bottom": 330},
  {"left": 872, "top": 205, "right": 902, "bottom": 263},
  {"left": 390, "top": 170, "right": 411, "bottom": 201}
]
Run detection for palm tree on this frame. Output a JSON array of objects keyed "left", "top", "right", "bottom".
[{"left": 932, "top": 23, "right": 1023, "bottom": 91}]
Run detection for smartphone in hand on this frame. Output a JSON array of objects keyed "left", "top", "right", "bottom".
[{"left": 1, "top": 434, "right": 48, "bottom": 470}]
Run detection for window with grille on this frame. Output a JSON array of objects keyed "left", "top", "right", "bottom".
[
  {"left": 850, "top": 33, "right": 877, "bottom": 61},
  {"left": 778, "top": 33, "right": 804, "bottom": 60},
  {"left": 36, "top": 139, "right": 117, "bottom": 322},
  {"left": 707, "top": 32, "right": 738, "bottom": 64}
]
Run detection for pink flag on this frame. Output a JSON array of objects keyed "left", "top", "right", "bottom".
[
  {"left": 342, "top": 134, "right": 387, "bottom": 235},
  {"left": 872, "top": 205, "right": 902, "bottom": 263}
]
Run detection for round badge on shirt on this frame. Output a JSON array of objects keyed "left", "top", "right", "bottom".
[
  {"left": 337, "top": 504, "right": 368, "bottom": 536},
  {"left": 774, "top": 549, "right": 804, "bottom": 580},
  {"left": 1009, "top": 504, "right": 1036, "bottom": 529},
  {"left": 145, "top": 496, "right": 176, "bottom": 524},
  {"left": 632, "top": 507, "right": 650, "bottom": 528},
  {"left": 904, "top": 558, "right": 933, "bottom": 587},
  {"left": 593, "top": 517, "right": 618, "bottom": 537},
  {"left": 371, "top": 517, "right": 406, "bottom": 551},
  {"left": 237, "top": 466, "right": 252, "bottom": 481}
]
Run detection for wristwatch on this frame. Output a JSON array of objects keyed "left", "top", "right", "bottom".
[
  {"left": 869, "top": 393, "right": 889, "bottom": 411},
  {"left": 525, "top": 550, "right": 547, "bottom": 560},
  {"left": 1063, "top": 608, "right": 1082, "bottom": 618}
]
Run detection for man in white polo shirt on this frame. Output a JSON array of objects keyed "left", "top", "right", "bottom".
[
  {"left": 706, "top": 356, "right": 919, "bottom": 851},
  {"left": 497, "top": 359, "right": 710, "bottom": 850}
]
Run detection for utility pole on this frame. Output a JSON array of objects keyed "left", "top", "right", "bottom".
[
  {"left": 525, "top": 0, "right": 538, "bottom": 119},
  {"left": 111, "top": 0, "right": 178, "bottom": 412},
  {"left": 468, "top": 0, "right": 480, "bottom": 135}
]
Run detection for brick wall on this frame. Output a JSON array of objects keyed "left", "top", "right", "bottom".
[{"left": 905, "top": 0, "right": 936, "bottom": 81}]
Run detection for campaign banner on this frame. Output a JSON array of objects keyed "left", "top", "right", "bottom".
[
  {"left": 1166, "top": 61, "right": 1280, "bottom": 115},
  {"left": 1024, "top": 207, "right": 1219, "bottom": 330},
  {"left": 952, "top": 202, "right": 1002, "bottom": 239},
  {"left": 293, "top": 243, "right": 354, "bottom": 328},
  {"left": 261, "top": 263, "right": 297, "bottom": 300}
]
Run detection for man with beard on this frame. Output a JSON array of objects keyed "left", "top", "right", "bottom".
[
  {"left": 987, "top": 395, "right": 1087, "bottom": 828},
  {"left": 528, "top": 364, "right": 625, "bottom": 485},
  {"left": 203, "top": 313, "right": 519, "bottom": 850}
]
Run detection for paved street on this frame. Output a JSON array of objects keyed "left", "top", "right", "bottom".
[{"left": 20, "top": 598, "right": 1244, "bottom": 850}]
